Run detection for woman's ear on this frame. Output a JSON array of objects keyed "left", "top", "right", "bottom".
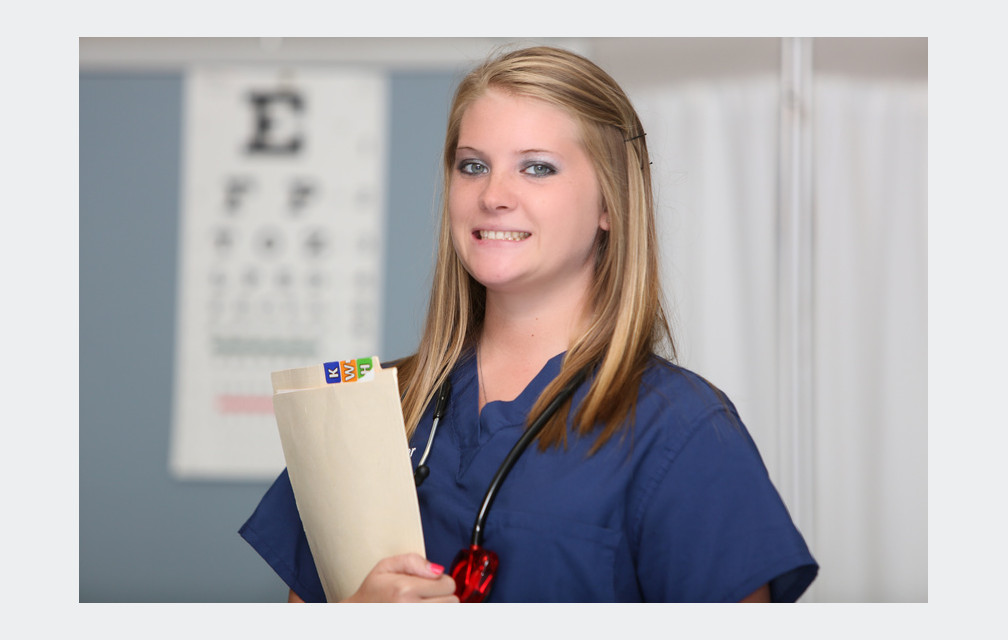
[{"left": 599, "top": 203, "right": 610, "bottom": 231}]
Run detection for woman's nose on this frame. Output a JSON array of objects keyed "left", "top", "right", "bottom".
[{"left": 478, "top": 171, "right": 516, "bottom": 212}]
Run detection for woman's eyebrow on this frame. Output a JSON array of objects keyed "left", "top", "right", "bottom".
[{"left": 455, "top": 146, "right": 557, "bottom": 155}]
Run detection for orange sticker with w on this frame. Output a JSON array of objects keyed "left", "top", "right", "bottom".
[{"left": 340, "top": 360, "right": 358, "bottom": 383}]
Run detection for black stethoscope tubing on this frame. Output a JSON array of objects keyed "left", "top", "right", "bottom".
[
  {"left": 413, "top": 366, "right": 589, "bottom": 547},
  {"left": 411, "top": 379, "right": 450, "bottom": 487}
]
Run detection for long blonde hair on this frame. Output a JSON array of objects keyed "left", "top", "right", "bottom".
[{"left": 396, "top": 45, "right": 675, "bottom": 453}]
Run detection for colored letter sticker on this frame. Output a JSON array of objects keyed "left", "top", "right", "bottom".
[
  {"left": 323, "top": 361, "right": 342, "bottom": 384},
  {"left": 356, "top": 357, "right": 373, "bottom": 378},
  {"left": 340, "top": 360, "right": 358, "bottom": 383}
]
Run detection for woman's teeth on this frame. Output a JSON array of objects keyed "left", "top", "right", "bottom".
[{"left": 478, "top": 230, "right": 530, "bottom": 241}]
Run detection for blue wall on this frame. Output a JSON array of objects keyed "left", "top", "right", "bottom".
[{"left": 79, "top": 69, "right": 458, "bottom": 602}]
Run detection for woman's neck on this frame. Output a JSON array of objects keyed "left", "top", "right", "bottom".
[{"left": 476, "top": 287, "right": 592, "bottom": 409}]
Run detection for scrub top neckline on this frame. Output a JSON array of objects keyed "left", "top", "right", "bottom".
[{"left": 458, "top": 349, "right": 568, "bottom": 441}]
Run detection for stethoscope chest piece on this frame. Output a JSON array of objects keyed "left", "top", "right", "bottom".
[{"left": 450, "top": 544, "right": 499, "bottom": 602}]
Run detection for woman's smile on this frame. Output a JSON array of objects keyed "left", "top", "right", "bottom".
[{"left": 474, "top": 230, "right": 532, "bottom": 241}]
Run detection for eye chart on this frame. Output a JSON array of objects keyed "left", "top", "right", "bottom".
[{"left": 169, "top": 67, "right": 388, "bottom": 480}]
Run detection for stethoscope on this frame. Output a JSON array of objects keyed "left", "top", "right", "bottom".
[{"left": 411, "top": 366, "right": 589, "bottom": 602}]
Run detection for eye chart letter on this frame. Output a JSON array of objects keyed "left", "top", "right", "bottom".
[{"left": 169, "top": 67, "right": 387, "bottom": 480}]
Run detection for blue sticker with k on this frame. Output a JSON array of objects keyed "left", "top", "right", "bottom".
[{"left": 323, "top": 361, "right": 342, "bottom": 384}]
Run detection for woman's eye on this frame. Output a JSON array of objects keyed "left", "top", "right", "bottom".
[
  {"left": 458, "top": 160, "right": 488, "bottom": 175},
  {"left": 522, "top": 163, "right": 556, "bottom": 177}
]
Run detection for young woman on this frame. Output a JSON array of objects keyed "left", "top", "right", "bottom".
[{"left": 240, "top": 45, "right": 818, "bottom": 603}]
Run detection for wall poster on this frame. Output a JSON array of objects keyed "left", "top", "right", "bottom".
[{"left": 169, "top": 66, "right": 388, "bottom": 480}]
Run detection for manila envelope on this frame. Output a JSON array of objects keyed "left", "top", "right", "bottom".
[{"left": 271, "top": 358, "right": 425, "bottom": 602}]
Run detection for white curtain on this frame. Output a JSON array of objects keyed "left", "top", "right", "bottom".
[
  {"left": 811, "top": 77, "right": 928, "bottom": 602},
  {"left": 628, "top": 70, "right": 927, "bottom": 602},
  {"left": 633, "top": 74, "right": 784, "bottom": 504}
]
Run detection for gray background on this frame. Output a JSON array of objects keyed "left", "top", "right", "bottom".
[{"left": 79, "top": 69, "right": 458, "bottom": 602}]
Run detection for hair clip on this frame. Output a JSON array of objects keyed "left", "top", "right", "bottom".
[{"left": 624, "top": 132, "right": 646, "bottom": 142}]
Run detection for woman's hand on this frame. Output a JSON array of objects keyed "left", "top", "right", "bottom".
[{"left": 340, "top": 553, "right": 459, "bottom": 603}]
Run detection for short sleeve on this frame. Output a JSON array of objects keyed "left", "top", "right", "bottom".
[
  {"left": 238, "top": 469, "right": 327, "bottom": 602},
  {"left": 633, "top": 407, "right": 818, "bottom": 602}
]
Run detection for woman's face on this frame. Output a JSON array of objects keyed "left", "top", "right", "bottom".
[{"left": 448, "top": 89, "right": 609, "bottom": 301}]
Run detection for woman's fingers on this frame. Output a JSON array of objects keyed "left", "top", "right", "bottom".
[
  {"left": 375, "top": 553, "right": 447, "bottom": 579},
  {"left": 412, "top": 574, "right": 459, "bottom": 601},
  {"left": 362, "top": 572, "right": 458, "bottom": 602},
  {"left": 344, "top": 554, "right": 459, "bottom": 602},
  {"left": 422, "top": 590, "right": 462, "bottom": 603}
]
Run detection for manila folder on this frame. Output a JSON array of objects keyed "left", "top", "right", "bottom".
[{"left": 271, "top": 360, "right": 425, "bottom": 602}]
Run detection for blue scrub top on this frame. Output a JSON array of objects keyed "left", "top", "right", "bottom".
[{"left": 240, "top": 351, "right": 818, "bottom": 602}]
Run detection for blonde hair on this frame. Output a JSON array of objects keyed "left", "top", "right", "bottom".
[{"left": 397, "top": 45, "right": 675, "bottom": 453}]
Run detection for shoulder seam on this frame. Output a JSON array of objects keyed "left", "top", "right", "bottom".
[{"left": 628, "top": 403, "right": 735, "bottom": 544}]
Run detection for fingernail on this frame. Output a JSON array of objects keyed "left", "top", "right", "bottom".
[{"left": 429, "top": 562, "right": 445, "bottom": 575}]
